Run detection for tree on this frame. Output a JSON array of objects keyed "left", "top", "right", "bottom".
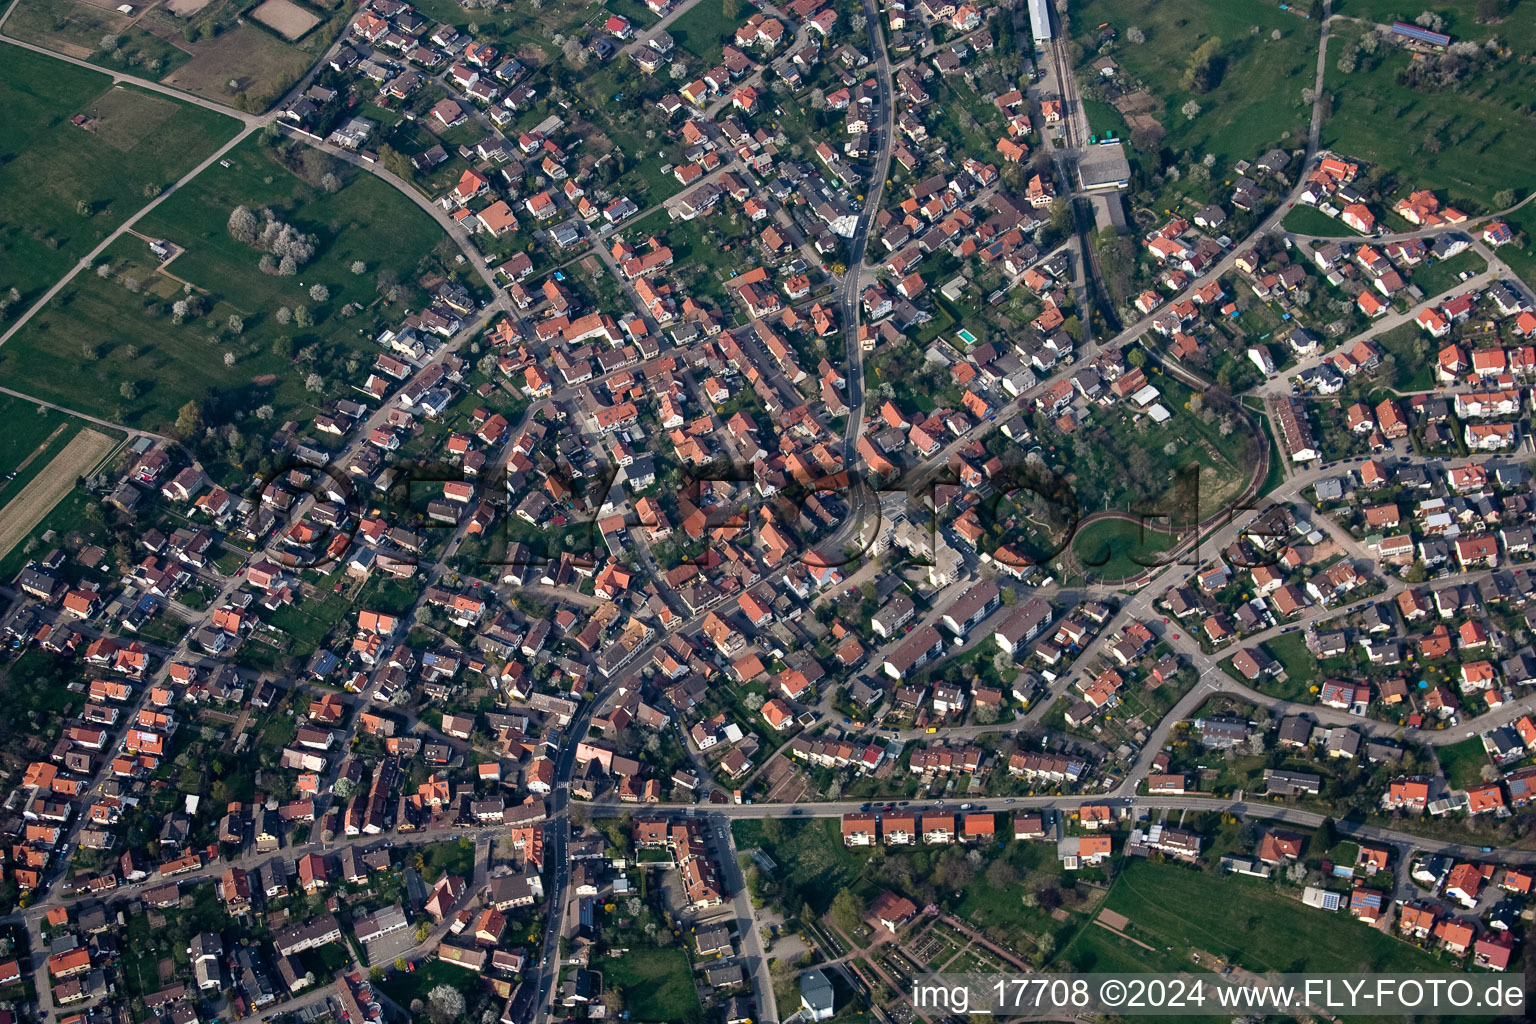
[
  {"left": 426, "top": 984, "right": 466, "bottom": 1024},
  {"left": 305, "top": 373, "right": 325, "bottom": 394},
  {"left": 227, "top": 314, "right": 244, "bottom": 334},
  {"left": 1181, "top": 99, "right": 1202, "bottom": 119},
  {"left": 223, "top": 351, "right": 236, "bottom": 368},
  {"left": 175, "top": 400, "right": 204, "bottom": 439},
  {"left": 723, "top": 0, "right": 741, "bottom": 19},
  {"left": 309, "top": 283, "right": 330, "bottom": 302},
  {"left": 830, "top": 887, "right": 865, "bottom": 934},
  {"left": 294, "top": 305, "right": 313, "bottom": 328},
  {"left": 351, "top": 260, "right": 367, "bottom": 275},
  {"left": 1181, "top": 37, "right": 1224, "bottom": 93},
  {"left": 319, "top": 172, "right": 342, "bottom": 194},
  {"left": 275, "top": 306, "right": 292, "bottom": 325},
  {"left": 1125, "top": 25, "right": 1145, "bottom": 44},
  {"left": 227, "top": 205, "right": 259, "bottom": 245},
  {"left": 1127, "top": 347, "right": 1147, "bottom": 368},
  {"left": 1492, "top": 188, "right": 1517, "bottom": 209},
  {"left": 119, "top": 382, "right": 139, "bottom": 400}
]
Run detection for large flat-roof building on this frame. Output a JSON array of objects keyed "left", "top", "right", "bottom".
[
  {"left": 1077, "top": 141, "right": 1131, "bottom": 192},
  {"left": 1028, "top": 0, "right": 1052, "bottom": 44}
]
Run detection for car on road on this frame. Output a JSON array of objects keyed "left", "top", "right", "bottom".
[{"left": 790, "top": 808, "right": 803, "bottom": 815}]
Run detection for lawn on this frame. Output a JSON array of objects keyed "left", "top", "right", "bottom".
[
  {"left": 417, "top": 838, "right": 476, "bottom": 880},
  {"left": 1071, "top": 516, "right": 1179, "bottom": 580},
  {"left": 1281, "top": 204, "right": 1354, "bottom": 237},
  {"left": 0, "top": 134, "right": 449, "bottom": 434},
  {"left": 1096, "top": 859, "right": 1444, "bottom": 973},
  {"left": 1435, "top": 735, "right": 1493, "bottom": 790},
  {"left": 1072, "top": 0, "right": 1319, "bottom": 165},
  {"left": 1410, "top": 248, "right": 1487, "bottom": 297},
  {"left": 1374, "top": 321, "right": 1436, "bottom": 392},
  {"left": 1501, "top": 199, "right": 1536, "bottom": 290},
  {"left": 0, "top": 43, "right": 241, "bottom": 328},
  {"left": 732, "top": 818, "right": 864, "bottom": 915},
  {"left": 601, "top": 947, "right": 702, "bottom": 1022},
  {"left": 1321, "top": 20, "right": 1536, "bottom": 209},
  {"left": 378, "top": 957, "right": 479, "bottom": 1009},
  {"left": 1259, "top": 632, "right": 1323, "bottom": 699},
  {"left": 1059, "top": 920, "right": 1186, "bottom": 974},
  {"left": 670, "top": 0, "right": 757, "bottom": 64}
]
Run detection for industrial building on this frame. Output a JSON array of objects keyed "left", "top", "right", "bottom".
[{"left": 1028, "top": 0, "right": 1052, "bottom": 44}]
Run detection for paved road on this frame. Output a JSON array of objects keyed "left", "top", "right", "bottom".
[
  {"left": 0, "top": 0, "right": 263, "bottom": 124},
  {"left": 582, "top": 795, "right": 1536, "bottom": 866},
  {"left": 0, "top": 123, "right": 258, "bottom": 353}
]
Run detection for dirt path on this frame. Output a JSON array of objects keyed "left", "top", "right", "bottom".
[
  {"left": 8, "top": 423, "right": 68, "bottom": 477},
  {"left": 0, "top": 428, "right": 117, "bottom": 560}
]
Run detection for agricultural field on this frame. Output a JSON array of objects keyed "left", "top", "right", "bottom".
[
  {"left": 1067, "top": 859, "right": 1445, "bottom": 975},
  {"left": 6, "top": 0, "right": 345, "bottom": 111},
  {"left": 0, "top": 134, "right": 450, "bottom": 434},
  {"left": 1321, "top": 19, "right": 1536, "bottom": 209},
  {"left": 1072, "top": 0, "right": 1320, "bottom": 166},
  {"left": 159, "top": 23, "right": 318, "bottom": 111},
  {"left": 2, "top": 0, "right": 193, "bottom": 71},
  {"left": 0, "top": 428, "right": 117, "bottom": 564},
  {"left": 0, "top": 43, "right": 240, "bottom": 328},
  {"left": 0, "top": 395, "right": 88, "bottom": 489}
]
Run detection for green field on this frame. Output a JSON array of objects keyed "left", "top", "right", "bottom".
[
  {"left": 3, "top": 0, "right": 195, "bottom": 78},
  {"left": 0, "top": 134, "right": 449, "bottom": 433},
  {"left": 1073, "top": 0, "right": 1319, "bottom": 165},
  {"left": 1079, "top": 859, "right": 1444, "bottom": 973},
  {"left": 378, "top": 957, "right": 480, "bottom": 1009},
  {"left": 1411, "top": 248, "right": 1487, "bottom": 297},
  {"left": 1321, "top": 21, "right": 1536, "bottom": 208},
  {"left": 670, "top": 0, "right": 757, "bottom": 64},
  {"left": 0, "top": 43, "right": 241, "bottom": 327},
  {"left": 0, "top": 395, "right": 83, "bottom": 492},
  {"left": 1071, "top": 517, "right": 1179, "bottom": 580},
  {"left": 1501, "top": 199, "right": 1536, "bottom": 290},
  {"left": 1435, "top": 735, "right": 1493, "bottom": 789},
  {"left": 1281, "top": 204, "right": 1356, "bottom": 237},
  {"left": 1332, "top": 0, "right": 1536, "bottom": 55},
  {"left": 1261, "top": 631, "right": 1324, "bottom": 698},
  {"left": 731, "top": 818, "right": 864, "bottom": 914},
  {"left": 601, "top": 947, "right": 702, "bottom": 1022}
]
